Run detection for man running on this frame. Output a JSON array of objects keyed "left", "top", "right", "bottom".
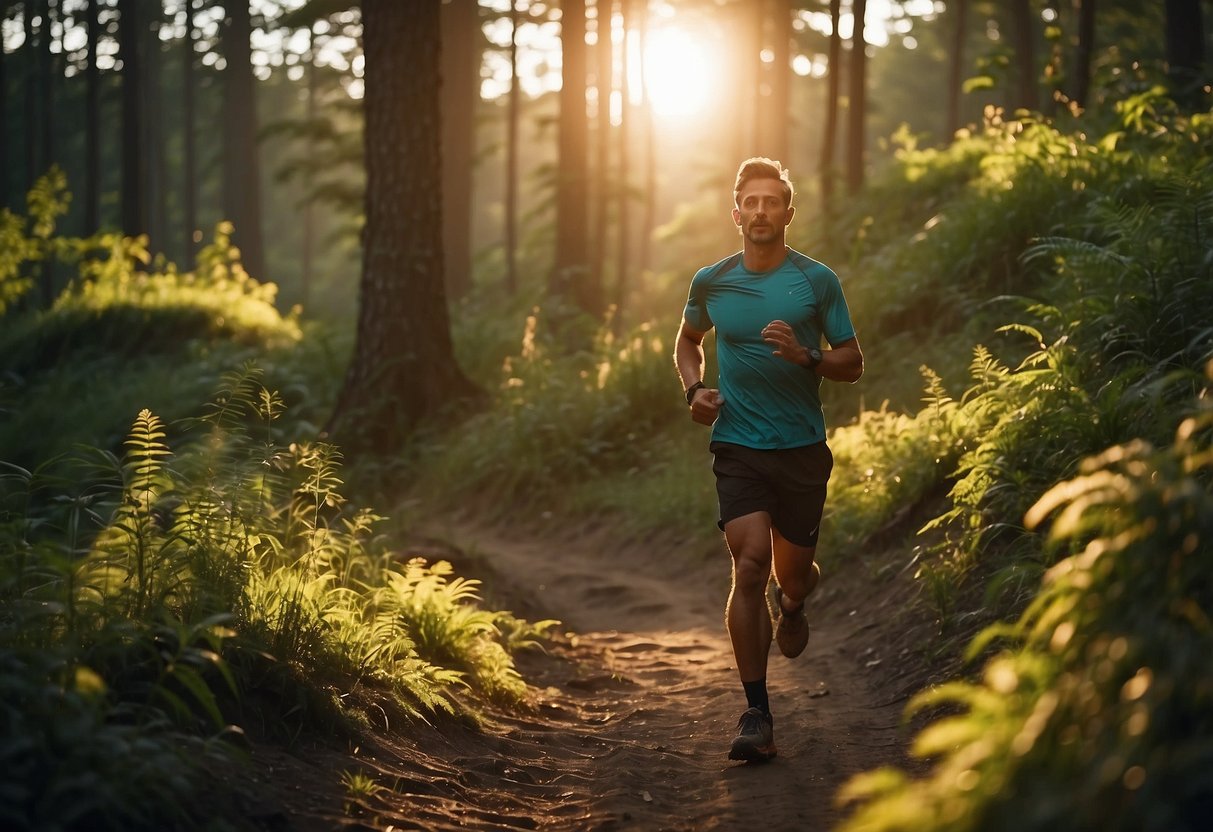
[{"left": 673, "top": 157, "right": 863, "bottom": 762}]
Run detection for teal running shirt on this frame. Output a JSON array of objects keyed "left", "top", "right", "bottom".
[{"left": 682, "top": 247, "right": 856, "bottom": 449}]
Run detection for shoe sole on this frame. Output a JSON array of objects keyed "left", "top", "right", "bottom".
[
  {"left": 728, "top": 740, "right": 778, "bottom": 762},
  {"left": 776, "top": 616, "right": 809, "bottom": 658}
]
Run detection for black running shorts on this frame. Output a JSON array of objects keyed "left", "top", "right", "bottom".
[{"left": 710, "top": 441, "right": 834, "bottom": 548}]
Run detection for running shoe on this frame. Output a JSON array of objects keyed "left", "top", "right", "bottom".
[
  {"left": 728, "top": 707, "right": 777, "bottom": 761},
  {"left": 774, "top": 586, "right": 809, "bottom": 659}
]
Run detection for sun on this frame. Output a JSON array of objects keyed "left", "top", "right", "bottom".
[{"left": 641, "top": 27, "right": 717, "bottom": 119}]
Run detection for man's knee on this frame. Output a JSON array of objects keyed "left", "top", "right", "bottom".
[{"left": 731, "top": 551, "right": 770, "bottom": 594}]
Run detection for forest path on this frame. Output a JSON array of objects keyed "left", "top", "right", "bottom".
[{"left": 260, "top": 523, "right": 929, "bottom": 831}]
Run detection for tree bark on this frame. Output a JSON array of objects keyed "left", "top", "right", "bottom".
[
  {"left": 85, "top": 0, "right": 100, "bottom": 233},
  {"left": 591, "top": 0, "right": 613, "bottom": 307},
  {"left": 23, "top": 0, "right": 36, "bottom": 195},
  {"left": 329, "top": 0, "right": 481, "bottom": 454},
  {"left": 550, "top": 0, "right": 593, "bottom": 317},
  {"left": 119, "top": 0, "right": 145, "bottom": 238},
  {"left": 1071, "top": 0, "right": 1096, "bottom": 111},
  {"left": 440, "top": 0, "right": 478, "bottom": 300},
  {"left": 613, "top": 0, "right": 630, "bottom": 330},
  {"left": 0, "top": 8, "right": 7, "bottom": 209},
  {"left": 221, "top": 2, "right": 266, "bottom": 280},
  {"left": 845, "top": 0, "right": 868, "bottom": 194},
  {"left": 1164, "top": 0, "right": 1206, "bottom": 107},
  {"left": 820, "top": 0, "right": 841, "bottom": 214},
  {"left": 144, "top": 2, "right": 166, "bottom": 256},
  {"left": 300, "top": 22, "right": 316, "bottom": 307},
  {"left": 505, "top": 0, "right": 520, "bottom": 294},
  {"left": 637, "top": 0, "right": 654, "bottom": 278},
  {"left": 945, "top": 0, "right": 968, "bottom": 138},
  {"left": 766, "top": 0, "right": 792, "bottom": 165},
  {"left": 183, "top": 0, "right": 197, "bottom": 260},
  {"left": 1010, "top": 0, "right": 1039, "bottom": 111}
]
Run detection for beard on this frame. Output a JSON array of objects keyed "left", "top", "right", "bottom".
[{"left": 744, "top": 221, "right": 779, "bottom": 245}]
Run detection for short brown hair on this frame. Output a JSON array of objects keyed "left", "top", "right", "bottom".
[{"left": 733, "top": 157, "right": 794, "bottom": 209}]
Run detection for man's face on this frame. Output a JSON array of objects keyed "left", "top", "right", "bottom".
[{"left": 732, "top": 178, "right": 793, "bottom": 245}]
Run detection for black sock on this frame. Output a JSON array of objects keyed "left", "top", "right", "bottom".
[{"left": 742, "top": 678, "right": 770, "bottom": 715}]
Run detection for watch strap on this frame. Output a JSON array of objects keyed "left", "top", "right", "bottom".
[{"left": 685, "top": 381, "right": 706, "bottom": 405}]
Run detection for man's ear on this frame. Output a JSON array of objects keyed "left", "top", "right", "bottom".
[
  {"left": 784, "top": 206, "right": 796, "bottom": 226},
  {"left": 732, "top": 207, "right": 742, "bottom": 227}
]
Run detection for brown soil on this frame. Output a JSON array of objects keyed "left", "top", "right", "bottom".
[{"left": 242, "top": 521, "right": 956, "bottom": 832}]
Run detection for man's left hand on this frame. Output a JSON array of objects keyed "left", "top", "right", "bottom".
[{"left": 761, "top": 320, "right": 808, "bottom": 366}]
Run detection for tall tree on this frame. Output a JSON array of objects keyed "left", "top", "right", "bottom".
[
  {"left": 1071, "top": 0, "right": 1096, "bottom": 110},
  {"left": 820, "top": 0, "right": 841, "bottom": 213},
  {"left": 440, "top": 0, "right": 478, "bottom": 300},
  {"left": 845, "top": 0, "right": 868, "bottom": 193},
  {"left": 1010, "top": 0, "right": 1039, "bottom": 111},
  {"left": 183, "top": 0, "right": 198, "bottom": 259},
  {"left": 329, "top": 0, "right": 480, "bottom": 452},
  {"left": 591, "top": 0, "right": 613, "bottom": 306},
  {"left": 221, "top": 2, "right": 266, "bottom": 280},
  {"left": 0, "top": 4, "right": 7, "bottom": 208},
  {"left": 550, "top": 0, "right": 593, "bottom": 317},
  {"left": 1163, "top": 0, "right": 1206, "bottom": 106},
  {"left": 765, "top": 0, "right": 792, "bottom": 164},
  {"left": 637, "top": 0, "right": 654, "bottom": 278},
  {"left": 945, "top": 0, "right": 968, "bottom": 138},
  {"left": 299, "top": 20, "right": 317, "bottom": 306},
  {"left": 118, "top": 0, "right": 145, "bottom": 238},
  {"left": 612, "top": 0, "right": 630, "bottom": 328},
  {"left": 143, "top": 1, "right": 166, "bottom": 255},
  {"left": 24, "top": 0, "right": 38, "bottom": 194},
  {"left": 504, "top": 0, "right": 520, "bottom": 294},
  {"left": 84, "top": 0, "right": 100, "bottom": 233}
]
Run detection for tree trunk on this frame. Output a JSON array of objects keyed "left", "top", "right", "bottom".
[
  {"left": 23, "top": 0, "right": 36, "bottom": 195},
  {"left": 637, "top": 0, "right": 654, "bottom": 278},
  {"left": 766, "top": 0, "right": 792, "bottom": 165},
  {"left": 820, "top": 0, "right": 841, "bottom": 214},
  {"left": 38, "top": 0, "right": 55, "bottom": 304},
  {"left": 183, "top": 0, "right": 197, "bottom": 260},
  {"left": 845, "top": 0, "right": 868, "bottom": 194},
  {"left": 119, "top": 0, "right": 145, "bottom": 238},
  {"left": 221, "top": 2, "right": 266, "bottom": 280},
  {"left": 945, "top": 0, "right": 968, "bottom": 138},
  {"left": 730, "top": 0, "right": 761, "bottom": 165},
  {"left": 300, "top": 22, "right": 316, "bottom": 307},
  {"left": 329, "top": 0, "right": 481, "bottom": 454},
  {"left": 1071, "top": 0, "right": 1096, "bottom": 111},
  {"left": 591, "top": 0, "right": 613, "bottom": 306},
  {"left": 440, "top": 0, "right": 477, "bottom": 300},
  {"left": 505, "top": 0, "right": 520, "bottom": 294},
  {"left": 613, "top": 0, "right": 630, "bottom": 331},
  {"left": 1164, "top": 0, "right": 1206, "bottom": 107},
  {"left": 0, "top": 8, "right": 7, "bottom": 209},
  {"left": 85, "top": 0, "right": 100, "bottom": 233},
  {"left": 550, "top": 0, "right": 593, "bottom": 317},
  {"left": 1010, "top": 0, "right": 1039, "bottom": 111},
  {"left": 144, "top": 2, "right": 166, "bottom": 256}
]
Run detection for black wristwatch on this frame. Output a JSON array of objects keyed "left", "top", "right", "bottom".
[
  {"left": 685, "top": 381, "right": 706, "bottom": 406},
  {"left": 805, "top": 348, "right": 823, "bottom": 371}
]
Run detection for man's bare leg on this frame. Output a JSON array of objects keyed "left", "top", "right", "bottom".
[
  {"left": 723, "top": 511, "right": 776, "bottom": 683},
  {"left": 770, "top": 527, "right": 818, "bottom": 658},
  {"left": 722, "top": 511, "right": 779, "bottom": 760}
]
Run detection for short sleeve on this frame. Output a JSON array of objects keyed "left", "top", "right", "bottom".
[
  {"left": 815, "top": 266, "right": 856, "bottom": 346},
  {"left": 682, "top": 267, "right": 714, "bottom": 332}
]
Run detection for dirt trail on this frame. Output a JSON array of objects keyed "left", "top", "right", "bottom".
[{"left": 259, "top": 524, "right": 930, "bottom": 831}]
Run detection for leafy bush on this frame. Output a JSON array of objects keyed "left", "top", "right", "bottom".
[
  {"left": 840, "top": 371, "right": 1213, "bottom": 832},
  {"left": 0, "top": 367, "right": 555, "bottom": 829}
]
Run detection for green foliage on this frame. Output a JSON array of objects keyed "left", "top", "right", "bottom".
[
  {"left": 418, "top": 308, "right": 683, "bottom": 513},
  {"left": 0, "top": 365, "right": 555, "bottom": 828},
  {"left": 840, "top": 383, "right": 1213, "bottom": 832}
]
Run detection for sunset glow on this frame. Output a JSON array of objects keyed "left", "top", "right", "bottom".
[{"left": 642, "top": 27, "right": 717, "bottom": 119}]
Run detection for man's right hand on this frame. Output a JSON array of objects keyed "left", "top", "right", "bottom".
[{"left": 689, "top": 388, "right": 724, "bottom": 426}]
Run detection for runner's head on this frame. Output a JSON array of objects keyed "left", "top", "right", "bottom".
[{"left": 733, "top": 158, "right": 794, "bottom": 210}]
